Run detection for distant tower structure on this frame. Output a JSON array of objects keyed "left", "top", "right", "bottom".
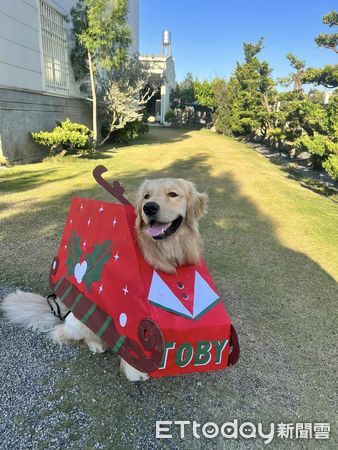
[{"left": 161, "top": 30, "right": 172, "bottom": 56}]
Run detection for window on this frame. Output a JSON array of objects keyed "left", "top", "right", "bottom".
[{"left": 39, "top": 0, "right": 69, "bottom": 94}]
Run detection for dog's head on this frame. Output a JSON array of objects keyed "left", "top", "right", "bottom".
[{"left": 135, "top": 178, "right": 207, "bottom": 240}]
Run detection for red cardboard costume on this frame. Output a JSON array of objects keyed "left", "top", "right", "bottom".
[{"left": 49, "top": 166, "right": 240, "bottom": 377}]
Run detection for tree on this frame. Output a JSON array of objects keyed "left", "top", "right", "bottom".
[
  {"left": 170, "top": 73, "right": 196, "bottom": 109},
  {"left": 243, "top": 38, "right": 264, "bottom": 62},
  {"left": 214, "top": 78, "right": 237, "bottom": 135},
  {"left": 194, "top": 79, "right": 216, "bottom": 109},
  {"left": 225, "top": 38, "right": 276, "bottom": 137},
  {"left": 303, "top": 65, "right": 338, "bottom": 89},
  {"left": 326, "top": 90, "right": 338, "bottom": 139},
  {"left": 70, "top": 0, "right": 88, "bottom": 89},
  {"left": 284, "top": 99, "right": 329, "bottom": 141},
  {"left": 279, "top": 53, "right": 306, "bottom": 92},
  {"left": 308, "top": 89, "right": 327, "bottom": 104},
  {"left": 101, "top": 83, "right": 145, "bottom": 144},
  {"left": 323, "top": 90, "right": 338, "bottom": 177},
  {"left": 315, "top": 10, "right": 338, "bottom": 53},
  {"left": 99, "top": 58, "right": 157, "bottom": 145},
  {"left": 303, "top": 10, "right": 338, "bottom": 89},
  {"left": 70, "top": 0, "right": 131, "bottom": 145}
]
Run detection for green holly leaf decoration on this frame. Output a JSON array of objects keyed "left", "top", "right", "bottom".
[
  {"left": 83, "top": 240, "right": 113, "bottom": 292},
  {"left": 66, "top": 230, "right": 82, "bottom": 275}
]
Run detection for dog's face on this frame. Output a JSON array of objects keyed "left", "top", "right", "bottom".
[{"left": 135, "top": 178, "right": 207, "bottom": 240}]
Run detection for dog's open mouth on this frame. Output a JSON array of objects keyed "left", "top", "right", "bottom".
[{"left": 146, "top": 216, "right": 182, "bottom": 240}]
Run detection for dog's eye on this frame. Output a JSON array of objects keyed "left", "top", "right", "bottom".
[
  {"left": 168, "top": 192, "right": 179, "bottom": 198},
  {"left": 144, "top": 193, "right": 150, "bottom": 200}
]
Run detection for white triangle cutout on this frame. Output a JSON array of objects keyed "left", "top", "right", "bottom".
[
  {"left": 193, "top": 271, "right": 219, "bottom": 318},
  {"left": 148, "top": 271, "right": 193, "bottom": 318},
  {"left": 148, "top": 271, "right": 220, "bottom": 319}
]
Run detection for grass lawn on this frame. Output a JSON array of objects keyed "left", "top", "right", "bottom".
[{"left": 1, "top": 127, "right": 337, "bottom": 448}]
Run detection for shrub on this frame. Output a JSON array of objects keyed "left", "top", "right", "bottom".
[
  {"left": 295, "top": 133, "right": 337, "bottom": 171},
  {"left": 101, "top": 119, "right": 148, "bottom": 144},
  {"left": 231, "top": 117, "right": 261, "bottom": 137},
  {"left": 165, "top": 110, "right": 177, "bottom": 123},
  {"left": 31, "top": 118, "right": 93, "bottom": 155},
  {"left": 286, "top": 100, "right": 329, "bottom": 137},
  {"left": 114, "top": 120, "right": 148, "bottom": 142},
  {"left": 266, "top": 127, "right": 287, "bottom": 148},
  {"left": 295, "top": 133, "right": 336, "bottom": 157},
  {"left": 323, "top": 154, "right": 338, "bottom": 180}
]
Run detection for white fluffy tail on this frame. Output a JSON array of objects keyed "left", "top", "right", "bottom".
[
  {"left": 1, "top": 290, "right": 108, "bottom": 354},
  {"left": 1, "top": 290, "right": 61, "bottom": 333}
]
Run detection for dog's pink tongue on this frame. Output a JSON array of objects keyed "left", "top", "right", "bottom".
[{"left": 147, "top": 222, "right": 172, "bottom": 237}]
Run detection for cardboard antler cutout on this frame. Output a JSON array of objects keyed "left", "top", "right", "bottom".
[
  {"left": 49, "top": 165, "right": 239, "bottom": 377},
  {"left": 93, "top": 165, "right": 131, "bottom": 205}
]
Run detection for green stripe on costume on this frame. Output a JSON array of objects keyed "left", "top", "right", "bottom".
[
  {"left": 60, "top": 285, "right": 73, "bottom": 302},
  {"left": 71, "top": 293, "right": 83, "bottom": 310},
  {"left": 96, "top": 316, "right": 112, "bottom": 337},
  {"left": 80, "top": 304, "right": 97, "bottom": 323},
  {"left": 54, "top": 277, "right": 65, "bottom": 291},
  {"left": 111, "top": 335, "right": 126, "bottom": 353}
]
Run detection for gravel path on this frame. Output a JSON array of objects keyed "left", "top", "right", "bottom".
[{"left": 0, "top": 286, "right": 94, "bottom": 449}]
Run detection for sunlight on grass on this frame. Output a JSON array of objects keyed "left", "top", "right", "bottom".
[{"left": 0, "top": 127, "right": 337, "bottom": 289}]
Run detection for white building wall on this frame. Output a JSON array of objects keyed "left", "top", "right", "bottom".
[
  {"left": 161, "top": 58, "right": 175, "bottom": 123},
  {"left": 0, "top": 0, "right": 44, "bottom": 91},
  {"left": 139, "top": 55, "right": 176, "bottom": 124},
  {"left": 0, "top": 0, "right": 139, "bottom": 95}
]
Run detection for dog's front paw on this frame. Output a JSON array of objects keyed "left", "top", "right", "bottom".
[
  {"left": 119, "top": 358, "right": 149, "bottom": 382},
  {"left": 85, "top": 339, "right": 106, "bottom": 354}
]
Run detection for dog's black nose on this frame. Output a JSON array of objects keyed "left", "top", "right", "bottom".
[{"left": 143, "top": 202, "right": 160, "bottom": 216}]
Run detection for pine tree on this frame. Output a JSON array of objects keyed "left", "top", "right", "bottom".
[
  {"left": 303, "top": 10, "right": 338, "bottom": 89},
  {"left": 315, "top": 10, "right": 338, "bottom": 53},
  {"left": 214, "top": 78, "right": 237, "bottom": 135},
  {"left": 228, "top": 38, "right": 275, "bottom": 137},
  {"left": 279, "top": 54, "right": 306, "bottom": 93}
]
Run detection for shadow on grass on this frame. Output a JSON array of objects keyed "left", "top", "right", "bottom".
[
  {"left": 0, "top": 168, "right": 83, "bottom": 193},
  {"left": 0, "top": 153, "right": 337, "bottom": 448},
  {"left": 78, "top": 150, "right": 118, "bottom": 160},
  {"left": 124, "top": 126, "right": 193, "bottom": 148}
]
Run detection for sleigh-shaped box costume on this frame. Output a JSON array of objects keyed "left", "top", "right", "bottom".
[{"left": 49, "top": 166, "right": 240, "bottom": 377}]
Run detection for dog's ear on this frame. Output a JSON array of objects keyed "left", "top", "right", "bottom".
[{"left": 185, "top": 181, "right": 208, "bottom": 225}]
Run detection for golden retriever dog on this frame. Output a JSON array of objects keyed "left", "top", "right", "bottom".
[
  {"left": 1, "top": 178, "right": 207, "bottom": 381},
  {"left": 135, "top": 178, "right": 207, "bottom": 273}
]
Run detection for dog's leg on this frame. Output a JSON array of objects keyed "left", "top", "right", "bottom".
[
  {"left": 49, "top": 313, "right": 107, "bottom": 354},
  {"left": 119, "top": 357, "right": 149, "bottom": 382}
]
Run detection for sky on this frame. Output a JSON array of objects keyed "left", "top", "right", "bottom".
[{"left": 140, "top": 0, "right": 337, "bottom": 83}]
